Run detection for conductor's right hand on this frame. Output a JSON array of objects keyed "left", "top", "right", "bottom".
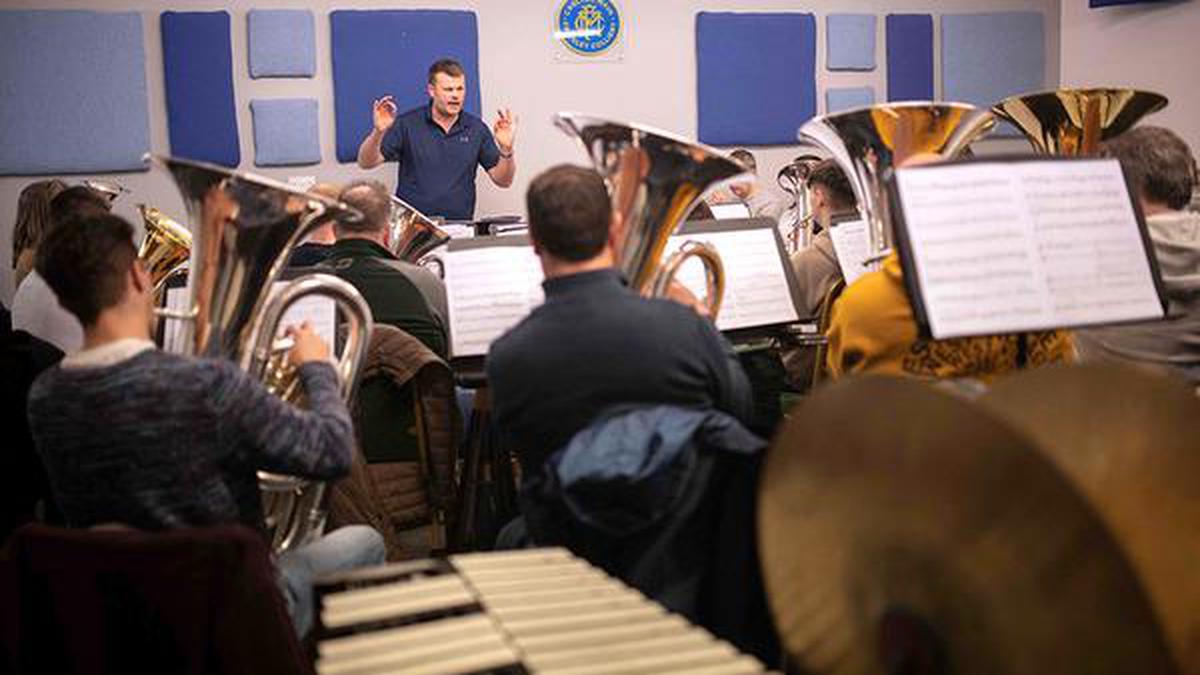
[
  {"left": 372, "top": 96, "right": 398, "bottom": 134},
  {"left": 286, "top": 322, "right": 331, "bottom": 367}
]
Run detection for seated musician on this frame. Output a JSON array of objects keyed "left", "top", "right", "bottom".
[
  {"left": 487, "top": 164, "right": 754, "bottom": 474},
  {"left": 824, "top": 156, "right": 1075, "bottom": 381},
  {"left": 326, "top": 179, "right": 448, "bottom": 356},
  {"left": 25, "top": 213, "right": 385, "bottom": 637},
  {"left": 1076, "top": 126, "right": 1200, "bottom": 383},
  {"left": 287, "top": 182, "right": 341, "bottom": 267},
  {"left": 789, "top": 159, "right": 858, "bottom": 317}
]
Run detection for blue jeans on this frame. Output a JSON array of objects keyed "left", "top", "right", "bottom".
[{"left": 276, "top": 525, "right": 386, "bottom": 638}]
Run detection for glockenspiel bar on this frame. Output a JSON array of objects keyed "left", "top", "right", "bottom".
[
  {"left": 531, "top": 641, "right": 743, "bottom": 675},
  {"left": 511, "top": 614, "right": 693, "bottom": 655},
  {"left": 318, "top": 613, "right": 498, "bottom": 661}
]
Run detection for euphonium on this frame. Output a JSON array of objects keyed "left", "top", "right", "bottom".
[
  {"left": 149, "top": 155, "right": 374, "bottom": 553},
  {"left": 389, "top": 194, "right": 451, "bottom": 277},
  {"left": 798, "top": 102, "right": 996, "bottom": 263},
  {"left": 136, "top": 203, "right": 191, "bottom": 295},
  {"left": 993, "top": 87, "right": 1168, "bottom": 156},
  {"left": 554, "top": 113, "right": 750, "bottom": 318},
  {"left": 776, "top": 152, "right": 825, "bottom": 253}
]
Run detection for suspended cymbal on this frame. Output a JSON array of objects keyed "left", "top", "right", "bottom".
[
  {"left": 979, "top": 364, "right": 1200, "bottom": 674},
  {"left": 759, "top": 376, "right": 1177, "bottom": 675}
]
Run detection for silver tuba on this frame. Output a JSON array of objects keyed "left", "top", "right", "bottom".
[
  {"left": 389, "top": 194, "right": 451, "bottom": 277},
  {"left": 554, "top": 113, "right": 751, "bottom": 318},
  {"left": 798, "top": 102, "right": 996, "bottom": 265},
  {"left": 993, "top": 87, "right": 1168, "bottom": 156},
  {"left": 149, "top": 155, "right": 374, "bottom": 553}
]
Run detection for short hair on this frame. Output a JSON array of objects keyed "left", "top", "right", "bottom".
[
  {"left": 1101, "top": 126, "right": 1195, "bottom": 211},
  {"left": 35, "top": 213, "right": 138, "bottom": 326},
  {"left": 49, "top": 185, "right": 111, "bottom": 227},
  {"left": 336, "top": 180, "right": 391, "bottom": 235},
  {"left": 807, "top": 159, "right": 857, "bottom": 211},
  {"left": 428, "top": 58, "right": 465, "bottom": 84},
  {"left": 730, "top": 149, "right": 757, "bottom": 174},
  {"left": 526, "top": 165, "right": 612, "bottom": 262},
  {"left": 12, "top": 179, "right": 67, "bottom": 263}
]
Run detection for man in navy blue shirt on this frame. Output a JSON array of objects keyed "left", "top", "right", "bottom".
[{"left": 356, "top": 58, "right": 516, "bottom": 221}]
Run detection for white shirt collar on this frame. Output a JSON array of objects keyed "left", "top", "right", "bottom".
[{"left": 61, "top": 338, "right": 156, "bottom": 369}]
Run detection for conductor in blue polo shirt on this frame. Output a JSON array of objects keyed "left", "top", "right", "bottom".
[{"left": 356, "top": 58, "right": 517, "bottom": 221}]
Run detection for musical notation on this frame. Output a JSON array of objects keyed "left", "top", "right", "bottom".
[
  {"left": 895, "top": 158, "right": 1163, "bottom": 338},
  {"left": 667, "top": 228, "right": 800, "bottom": 331},
  {"left": 828, "top": 219, "right": 872, "bottom": 286},
  {"left": 275, "top": 284, "right": 338, "bottom": 347},
  {"left": 444, "top": 245, "right": 545, "bottom": 358}
]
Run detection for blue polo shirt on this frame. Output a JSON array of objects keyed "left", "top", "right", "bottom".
[{"left": 381, "top": 103, "right": 501, "bottom": 220}]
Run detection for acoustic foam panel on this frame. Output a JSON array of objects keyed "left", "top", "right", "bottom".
[
  {"left": 251, "top": 99, "right": 321, "bottom": 166},
  {"left": 0, "top": 10, "right": 149, "bottom": 175},
  {"left": 248, "top": 9, "right": 316, "bottom": 78},
  {"left": 161, "top": 12, "right": 240, "bottom": 167},
  {"left": 943, "top": 12, "right": 1045, "bottom": 137},
  {"left": 826, "top": 87, "right": 876, "bottom": 114},
  {"left": 331, "top": 10, "right": 481, "bottom": 163},
  {"left": 826, "top": 14, "right": 876, "bottom": 71},
  {"left": 886, "top": 14, "right": 934, "bottom": 102},
  {"left": 696, "top": 12, "right": 817, "bottom": 146}
]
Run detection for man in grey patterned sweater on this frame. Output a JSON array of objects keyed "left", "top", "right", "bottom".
[{"left": 25, "top": 213, "right": 384, "bottom": 637}]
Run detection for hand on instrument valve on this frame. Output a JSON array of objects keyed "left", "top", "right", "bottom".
[
  {"left": 493, "top": 108, "right": 518, "bottom": 155},
  {"left": 372, "top": 96, "right": 398, "bottom": 134},
  {"left": 286, "top": 322, "right": 331, "bottom": 367}
]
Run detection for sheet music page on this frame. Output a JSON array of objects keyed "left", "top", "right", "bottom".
[
  {"left": 828, "top": 219, "right": 872, "bottom": 286},
  {"left": 895, "top": 158, "right": 1163, "bottom": 339},
  {"left": 445, "top": 245, "right": 544, "bottom": 357},
  {"left": 273, "top": 282, "right": 338, "bottom": 347},
  {"left": 667, "top": 228, "right": 799, "bottom": 331},
  {"left": 162, "top": 285, "right": 190, "bottom": 353}
]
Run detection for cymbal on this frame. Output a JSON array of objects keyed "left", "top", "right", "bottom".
[
  {"left": 759, "top": 375, "right": 1177, "bottom": 675},
  {"left": 980, "top": 364, "right": 1200, "bottom": 674}
]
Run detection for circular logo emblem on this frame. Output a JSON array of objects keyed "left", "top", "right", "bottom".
[{"left": 556, "top": 0, "right": 621, "bottom": 55}]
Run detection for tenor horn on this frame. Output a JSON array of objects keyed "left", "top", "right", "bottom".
[
  {"left": 389, "top": 194, "right": 451, "bottom": 277},
  {"left": 554, "top": 113, "right": 750, "bottom": 318},
  {"left": 136, "top": 203, "right": 191, "bottom": 296},
  {"left": 798, "top": 102, "right": 996, "bottom": 263},
  {"left": 148, "top": 154, "right": 374, "bottom": 553},
  {"left": 993, "top": 87, "right": 1168, "bottom": 156}
]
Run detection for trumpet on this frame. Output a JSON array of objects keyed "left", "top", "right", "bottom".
[{"left": 554, "top": 113, "right": 750, "bottom": 318}]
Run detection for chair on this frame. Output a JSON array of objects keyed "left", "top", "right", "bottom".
[
  {"left": 327, "top": 325, "right": 459, "bottom": 559},
  {"left": 0, "top": 523, "right": 309, "bottom": 675}
]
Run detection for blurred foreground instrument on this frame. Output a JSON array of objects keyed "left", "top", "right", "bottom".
[{"left": 993, "top": 87, "right": 1167, "bottom": 155}]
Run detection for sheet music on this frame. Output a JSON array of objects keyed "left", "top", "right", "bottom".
[
  {"left": 895, "top": 158, "right": 1163, "bottom": 339},
  {"left": 667, "top": 228, "right": 800, "bottom": 331},
  {"left": 273, "top": 282, "right": 338, "bottom": 347},
  {"left": 828, "top": 219, "right": 872, "bottom": 286},
  {"left": 710, "top": 202, "right": 752, "bottom": 219},
  {"left": 444, "top": 244, "right": 544, "bottom": 357},
  {"left": 162, "top": 285, "right": 190, "bottom": 353}
]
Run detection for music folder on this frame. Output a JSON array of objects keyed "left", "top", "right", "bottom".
[
  {"left": 888, "top": 156, "right": 1168, "bottom": 340},
  {"left": 443, "top": 217, "right": 805, "bottom": 368}
]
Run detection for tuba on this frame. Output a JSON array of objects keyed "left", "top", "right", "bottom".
[
  {"left": 798, "top": 102, "right": 996, "bottom": 264},
  {"left": 554, "top": 113, "right": 750, "bottom": 318},
  {"left": 993, "top": 87, "right": 1168, "bottom": 156},
  {"left": 149, "top": 155, "right": 374, "bottom": 553},
  {"left": 136, "top": 204, "right": 192, "bottom": 296},
  {"left": 389, "top": 194, "right": 451, "bottom": 277}
]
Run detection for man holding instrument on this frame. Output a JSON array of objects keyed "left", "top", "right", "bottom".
[{"left": 357, "top": 58, "right": 516, "bottom": 221}]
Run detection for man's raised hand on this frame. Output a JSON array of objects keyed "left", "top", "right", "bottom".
[
  {"left": 372, "top": 96, "right": 398, "bottom": 134},
  {"left": 493, "top": 108, "right": 518, "bottom": 154}
]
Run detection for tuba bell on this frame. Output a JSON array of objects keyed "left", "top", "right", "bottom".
[
  {"left": 389, "top": 194, "right": 451, "bottom": 278},
  {"left": 798, "top": 102, "right": 997, "bottom": 264},
  {"left": 148, "top": 154, "right": 375, "bottom": 553},
  {"left": 993, "top": 87, "right": 1167, "bottom": 156},
  {"left": 136, "top": 203, "right": 192, "bottom": 296},
  {"left": 554, "top": 113, "right": 751, "bottom": 318}
]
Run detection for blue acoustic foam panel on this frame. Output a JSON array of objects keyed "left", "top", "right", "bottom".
[
  {"left": 696, "top": 12, "right": 817, "bottom": 146},
  {"left": 248, "top": 9, "right": 316, "bottom": 78},
  {"left": 0, "top": 10, "right": 150, "bottom": 175},
  {"left": 943, "top": 12, "right": 1045, "bottom": 137},
  {"left": 826, "top": 87, "right": 877, "bottom": 114},
  {"left": 826, "top": 14, "right": 876, "bottom": 71},
  {"left": 331, "top": 10, "right": 481, "bottom": 163},
  {"left": 251, "top": 99, "right": 321, "bottom": 167},
  {"left": 161, "top": 12, "right": 240, "bottom": 167},
  {"left": 886, "top": 14, "right": 934, "bottom": 102}
]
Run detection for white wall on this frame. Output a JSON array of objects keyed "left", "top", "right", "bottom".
[
  {"left": 0, "top": 0, "right": 1059, "bottom": 305},
  {"left": 1061, "top": 0, "right": 1200, "bottom": 154}
]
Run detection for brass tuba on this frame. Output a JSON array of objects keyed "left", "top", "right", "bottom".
[
  {"left": 993, "top": 87, "right": 1168, "bottom": 156},
  {"left": 798, "top": 102, "right": 997, "bottom": 264},
  {"left": 554, "top": 113, "right": 751, "bottom": 318},
  {"left": 136, "top": 203, "right": 192, "bottom": 296},
  {"left": 389, "top": 194, "right": 451, "bottom": 277},
  {"left": 149, "top": 155, "right": 375, "bottom": 553}
]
